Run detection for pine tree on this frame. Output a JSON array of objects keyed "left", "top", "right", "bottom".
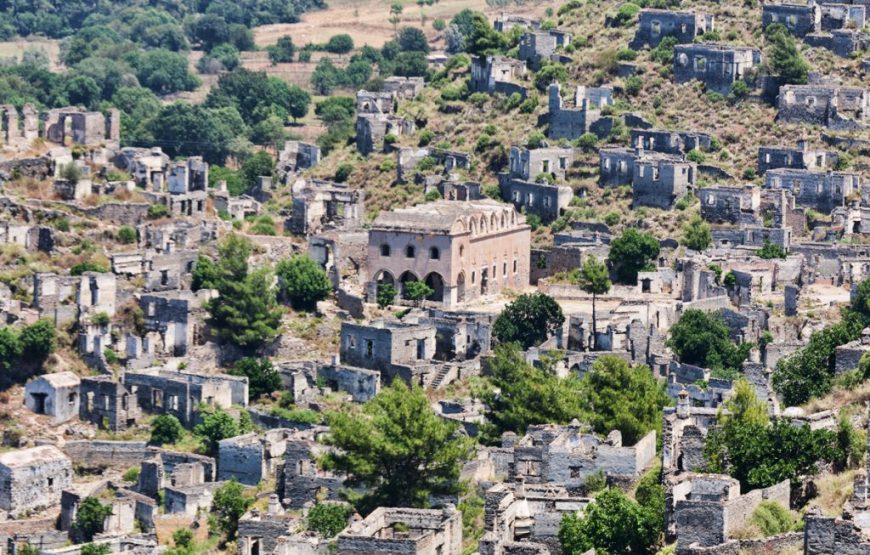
[{"left": 576, "top": 256, "right": 611, "bottom": 350}]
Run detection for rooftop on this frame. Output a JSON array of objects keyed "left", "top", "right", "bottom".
[
  {"left": 34, "top": 371, "right": 81, "bottom": 388},
  {"left": 0, "top": 445, "right": 69, "bottom": 469},
  {"left": 371, "top": 199, "right": 525, "bottom": 234}
]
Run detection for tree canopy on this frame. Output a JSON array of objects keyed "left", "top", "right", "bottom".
[
  {"left": 667, "top": 309, "right": 753, "bottom": 379},
  {"left": 322, "top": 380, "right": 474, "bottom": 514},
  {"left": 492, "top": 292, "right": 565, "bottom": 349},
  {"left": 608, "top": 229, "right": 660, "bottom": 284},
  {"left": 275, "top": 255, "right": 332, "bottom": 311},
  {"left": 559, "top": 488, "right": 661, "bottom": 555}
]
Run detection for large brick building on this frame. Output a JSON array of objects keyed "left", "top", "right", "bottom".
[{"left": 366, "top": 200, "right": 531, "bottom": 306}]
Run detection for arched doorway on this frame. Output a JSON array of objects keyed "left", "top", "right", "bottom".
[
  {"left": 456, "top": 272, "right": 466, "bottom": 303},
  {"left": 376, "top": 270, "right": 395, "bottom": 287},
  {"left": 424, "top": 272, "right": 445, "bottom": 302},
  {"left": 399, "top": 271, "right": 418, "bottom": 300}
]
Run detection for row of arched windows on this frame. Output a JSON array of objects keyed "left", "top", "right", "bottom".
[{"left": 380, "top": 244, "right": 441, "bottom": 260}]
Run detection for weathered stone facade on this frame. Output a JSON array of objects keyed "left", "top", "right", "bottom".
[
  {"left": 673, "top": 43, "right": 761, "bottom": 94},
  {"left": 79, "top": 376, "right": 140, "bottom": 431},
  {"left": 23, "top": 371, "right": 80, "bottom": 423},
  {"left": 777, "top": 83, "right": 870, "bottom": 129},
  {"left": 470, "top": 56, "right": 529, "bottom": 99},
  {"left": 336, "top": 507, "right": 462, "bottom": 555},
  {"left": 0, "top": 446, "right": 73, "bottom": 515},
  {"left": 366, "top": 200, "right": 531, "bottom": 306},
  {"left": 546, "top": 83, "right": 613, "bottom": 140},
  {"left": 763, "top": 168, "right": 859, "bottom": 213},
  {"left": 762, "top": 2, "right": 821, "bottom": 37},
  {"left": 631, "top": 9, "right": 714, "bottom": 48}
]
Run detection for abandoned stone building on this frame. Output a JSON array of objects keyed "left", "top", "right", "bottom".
[
  {"left": 336, "top": 506, "right": 462, "bottom": 555},
  {"left": 763, "top": 168, "right": 858, "bottom": 213},
  {"left": 757, "top": 140, "right": 835, "bottom": 174},
  {"left": 355, "top": 90, "right": 415, "bottom": 155},
  {"left": 43, "top": 108, "right": 121, "bottom": 148},
  {"left": 124, "top": 368, "right": 247, "bottom": 426},
  {"left": 478, "top": 482, "right": 589, "bottom": 554},
  {"left": 287, "top": 178, "right": 364, "bottom": 235},
  {"left": 598, "top": 147, "right": 696, "bottom": 208},
  {"left": 498, "top": 146, "right": 575, "bottom": 223},
  {"left": 383, "top": 76, "right": 426, "bottom": 99},
  {"left": 0, "top": 445, "right": 73, "bottom": 515},
  {"left": 276, "top": 141, "right": 320, "bottom": 182},
  {"left": 236, "top": 499, "right": 301, "bottom": 555},
  {"left": 218, "top": 430, "right": 293, "bottom": 486},
  {"left": 518, "top": 29, "right": 572, "bottom": 69},
  {"left": 762, "top": 2, "right": 821, "bottom": 37},
  {"left": 493, "top": 12, "right": 540, "bottom": 32},
  {"left": 777, "top": 83, "right": 870, "bottom": 129},
  {"left": 470, "top": 56, "right": 528, "bottom": 98},
  {"left": 699, "top": 186, "right": 760, "bottom": 225},
  {"left": 79, "top": 376, "right": 140, "bottom": 431},
  {"left": 396, "top": 147, "right": 472, "bottom": 183},
  {"left": 115, "top": 147, "right": 170, "bottom": 190},
  {"left": 669, "top": 473, "right": 791, "bottom": 553},
  {"left": 213, "top": 191, "right": 261, "bottom": 221},
  {"left": 503, "top": 422, "right": 657, "bottom": 488},
  {"left": 339, "top": 319, "right": 436, "bottom": 383},
  {"left": 366, "top": 200, "right": 531, "bottom": 305},
  {"left": 631, "top": 9, "right": 715, "bottom": 48},
  {"left": 32, "top": 271, "right": 116, "bottom": 328},
  {"left": 546, "top": 83, "right": 613, "bottom": 140},
  {"left": 23, "top": 371, "right": 80, "bottom": 424},
  {"left": 0, "top": 103, "right": 38, "bottom": 149},
  {"left": 673, "top": 43, "right": 761, "bottom": 94},
  {"left": 133, "top": 290, "right": 210, "bottom": 358},
  {"left": 631, "top": 129, "right": 712, "bottom": 155},
  {"left": 0, "top": 222, "right": 53, "bottom": 253},
  {"left": 278, "top": 427, "right": 345, "bottom": 509}
]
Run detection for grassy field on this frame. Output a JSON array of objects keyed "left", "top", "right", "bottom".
[
  {"left": 253, "top": 0, "right": 560, "bottom": 50},
  {"left": 0, "top": 38, "right": 61, "bottom": 70}
]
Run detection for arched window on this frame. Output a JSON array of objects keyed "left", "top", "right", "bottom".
[
  {"left": 459, "top": 245, "right": 465, "bottom": 258},
  {"left": 405, "top": 245, "right": 416, "bottom": 258},
  {"left": 381, "top": 244, "right": 391, "bottom": 256},
  {"left": 430, "top": 247, "right": 440, "bottom": 260}
]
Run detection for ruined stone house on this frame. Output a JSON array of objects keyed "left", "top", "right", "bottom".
[
  {"left": 124, "top": 368, "right": 248, "bottom": 426},
  {"left": 23, "top": 371, "right": 80, "bottom": 423},
  {"left": 336, "top": 507, "right": 462, "bottom": 555},
  {"left": 277, "top": 427, "right": 345, "bottom": 509},
  {"left": 518, "top": 29, "right": 572, "bottom": 69},
  {"left": 698, "top": 186, "right": 760, "bottom": 225},
  {"left": 546, "top": 82, "right": 613, "bottom": 140},
  {"left": 43, "top": 108, "right": 120, "bottom": 148},
  {"left": 276, "top": 141, "right": 320, "bottom": 182},
  {"left": 79, "top": 376, "right": 140, "bottom": 431},
  {"left": 757, "top": 140, "right": 835, "bottom": 174},
  {"left": 499, "top": 146, "right": 575, "bottom": 223},
  {"left": 763, "top": 167, "right": 859, "bottom": 213},
  {"left": 355, "top": 90, "right": 414, "bottom": 155},
  {"left": 631, "top": 9, "right": 715, "bottom": 48},
  {"left": 470, "top": 56, "right": 528, "bottom": 98},
  {"left": 673, "top": 43, "right": 761, "bottom": 94},
  {"left": 493, "top": 13, "right": 540, "bottom": 32},
  {"left": 762, "top": 2, "right": 821, "bottom": 37},
  {"left": 218, "top": 430, "right": 294, "bottom": 486},
  {"left": 287, "top": 178, "right": 364, "bottom": 235},
  {"left": 0, "top": 445, "right": 73, "bottom": 515},
  {"left": 777, "top": 83, "right": 870, "bottom": 129},
  {"left": 383, "top": 76, "right": 426, "bottom": 100},
  {"left": 366, "top": 200, "right": 531, "bottom": 306},
  {"left": 631, "top": 128, "right": 712, "bottom": 155}
]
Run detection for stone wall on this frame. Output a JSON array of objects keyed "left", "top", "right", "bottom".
[{"left": 62, "top": 440, "right": 148, "bottom": 469}]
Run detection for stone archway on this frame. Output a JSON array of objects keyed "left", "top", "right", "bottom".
[
  {"left": 424, "top": 272, "right": 445, "bottom": 303},
  {"left": 399, "top": 271, "right": 419, "bottom": 300}
]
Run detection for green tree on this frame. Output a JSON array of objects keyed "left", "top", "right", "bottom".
[
  {"left": 377, "top": 282, "right": 397, "bottom": 309},
  {"left": 757, "top": 239, "right": 787, "bottom": 259},
  {"left": 80, "top": 544, "right": 111, "bottom": 555},
  {"left": 0, "top": 327, "right": 21, "bottom": 373},
  {"left": 667, "top": 309, "right": 752, "bottom": 379},
  {"left": 492, "top": 292, "right": 565, "bottom": 350},
  {"left": 275, "top": 255, "right": 332, "bottom": 311},
  {"left": 194, "top": 406, "right": 252, "bottom": 457},
  {"left": 241, "top": 151, "right": 274, "bottom": 191},
  {"left": 398, "top": 27, "right": 430, "bottom": 53},
  {"left": 211, "top": 480, "right": 254, "bottom": 540},
  {"left": 117, "top": 226, "right": 137, "bottom": 244},
  {"left": 307, "top": 503, "right": 353, "bottom": 538},
  {"left": 73, "top": 497, "right": 113, "bottom": 542},
  {"left": 576, "top": 255, "right": 611, "bottom": 350},
  {"left": 720, "top": 378, "right": 770, "bottom": 428},
  {"left": 325, "top": 34, "right": 354, "bottom": 55},
  {"left": 608, "top": 229, "right": 660, "bottom": 284},
  {"left": 151, "top": 414, "right": 184, "bottom": 445},
  {"left": 682, "top": 216, "right": 712, "bottom": 252},
  {"left": 767, "top": 24, "right": 809, "bottom": 85},
  {"left": 231, "top": 357, "right": 280, "bottom": 400},
  {"left": 267, "top": 35, "right": 295, "bottom": 64},
  {"left": 191, "top": 255, "right": 219, "bottom": 291},
  {"left": 466, "top": 12, "right": 506, "bottom": 54},
  {"left": 403, "top": 279, "right": 434, "bottom": 306},
  {"left": 172, "top": 529, "right": 194, "bottom": 550},
  {"left": 477, "top": 344, "right": 585, "bottom": 444},
  {"left": 578, "top": 356, "right": 669, "bottom": 445},
  {"left": 323, "top": 380, "right": 474, "bottom": 514},
  {"left": 559, "top": 488, "right": 660, "bottom": 555},
  {"left": 751, "top": 501, "right": 797, "bottom": 536},
  {"left": 205, "top": 235, "right": 283, "bottom": 349},
  {"left": 18, "top": 319, "right": 56, "bottom": 363}
]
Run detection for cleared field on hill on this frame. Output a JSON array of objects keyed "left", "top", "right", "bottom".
[
  {"left": 0, "top": 39, "right": 61, "bottom": 70},
  {"left": 254, "top": 0, "right": 558, "bottom": 50}
]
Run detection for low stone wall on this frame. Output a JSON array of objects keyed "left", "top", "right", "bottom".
[
  {"left": 63, "top": 440, "right": 149, "bottom": 468},
  {"left": 738, "top": 532, "right": 803, "bottom": 554}
]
